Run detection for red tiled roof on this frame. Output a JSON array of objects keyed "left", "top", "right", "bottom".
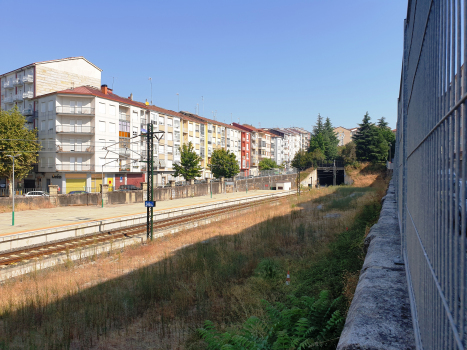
[
  {"left": 234, "top": 123, "right": 262, "bottom": 133},
  {"left": 36, "top": 85, "right": 191, "bottom": 120},
  {"left": 181, "top": 112, "right": 243, "bottom": 131}
]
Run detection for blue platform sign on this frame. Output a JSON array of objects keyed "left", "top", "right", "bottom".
[{"left": 145, "top": 201, "right": 155, "bottom": 207}]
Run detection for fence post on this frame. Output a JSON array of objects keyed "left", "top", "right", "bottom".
[
  {"left": 170, "top": 180, "right": 176, "bottom": 200},
  {"left": 100, "top": 184, "right": 109, "bottom": 206},
  {"left": 48, "top": 185, "right": 58, "bottom": 206}
]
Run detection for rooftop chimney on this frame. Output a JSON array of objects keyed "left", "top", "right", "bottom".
[
  {"left": 129, "top": 93, "right": 133, "bottom": 101},
  {"left": 101, "top": 84, "right": 108, "bottom": 94}
]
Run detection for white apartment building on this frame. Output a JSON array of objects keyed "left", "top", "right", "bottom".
[
  {"left": 266, "top": 128, "right": 302, "bottom": 167},
  {"left": 34, "top": 85, "right": 182, "bottom": 193},
  {"left": 288, "top": 127, "right": 311, "bottom": 151},
  {"left": 0, "top": 57, "right": 101, "bottom": 129},
  {"left": 270, "top": 135, "right": 284, "bottom": 166}
]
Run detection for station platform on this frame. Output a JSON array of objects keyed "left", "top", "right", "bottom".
[{"left": 0, "top": 190, "right": 275, "bottom": 237}]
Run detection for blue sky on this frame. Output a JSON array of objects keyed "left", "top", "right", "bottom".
[{"left": 1, "top": 0, "right": 407, "bottom": 130}]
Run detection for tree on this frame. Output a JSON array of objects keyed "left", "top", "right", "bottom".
[
  {"left": 308, "top": 115, "right": 339, "bottom": 160},
  {"left": 209, "top": 149, "right": 240, "bottom": 178},
  {"left": 0, "top": 107, "right": 41, "bottom": 196},
  {"left": 352, "top": 112, "right": 389, "bottom": 163},
  {"left": 291, "top": 150, "right": 313, "bottom": 170},
  {"left": 338, "top": 141, "right": 357, "bottom": 165},
  {"left": 323, "top": 117, "right": 339, "bottom": 160},
  {"left": 173, "top": 142, "right": 203, "bottom": 180},
  {"left": 258, "top": 158, "right": 278, "bottom": 170},
  {"left": 312, "top": 113, "right": 325, "bottom": 136},
  {"left": 377, "top": 117, "right": 395, "bottom": 161},
  {"left": 308, "top": 132, "right": 326, "bottom": 154}
]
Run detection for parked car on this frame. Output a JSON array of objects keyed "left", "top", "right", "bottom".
[
  {"left": 68, "top": 191, "right": 89, "bottom": 195},
  {"left": 118, "top": 185, "right": 140, "bottom": 191},
  {"left": 24, "top": 191, "right": 49, "bottom": 197}
]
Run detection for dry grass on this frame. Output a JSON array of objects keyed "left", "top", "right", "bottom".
[
  {"left": 0, "top": 177, "right": 387, "bottom": 349},
  {"left": 345, "top": 162, "right": 388, "bottom": 188},
  {"left": 0, "top": 200, "right": 55, "bottom": 213}
]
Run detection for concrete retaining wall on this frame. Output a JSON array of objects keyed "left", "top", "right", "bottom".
[{"left": 337, "top": 180, "right": 415, "bottom": 350}]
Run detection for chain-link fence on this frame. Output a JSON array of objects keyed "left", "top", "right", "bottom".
[{"left": 396, "top": 1, "right": 466, "bottom": 348}]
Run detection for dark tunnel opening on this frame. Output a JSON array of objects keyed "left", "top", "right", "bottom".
[{"left": 317, "top": 169, "right": 345, "bottom": 186}]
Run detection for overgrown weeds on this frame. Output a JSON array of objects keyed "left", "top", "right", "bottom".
[
  {"left": 0, "top": 200, "right": 55, "bottom": 213},
  {"left": 0, "top": 172, "right": 388, "bottom": 349}
]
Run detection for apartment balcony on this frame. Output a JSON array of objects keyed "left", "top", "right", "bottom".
[
  {"left": 56, "top": 164, "right": 95, "bottom": 172},
  {"left": 13, "top": 94, "right": 23, "bottom": 102},
  {"left": 56, "top": 125, "right": 95, "bottom": 134},
  {"left": 56, "top": 145, "right": 94, "bottom": 153},
  {"left": 3, "top": 96, "right": 13, "bottom": 103},
  {"left": 13, "top": 78, "right": 23, "bottom": 87},
  {"left": 56, "top": 106, "right": 95, "bottom": 115},
  {"left": 119, "top": 112, "right": 130, "bottom": 121},
  {"left": 119, "top": 148, "right": 131, "bottom": 157},
  {"left": 22, "top": 75, "right": 33, "bottom": 83},
  {"left": 22, "top": 109, "right": 36, "bottom": 117},
  {"left": 3, "top": 81, "right": 13, "bottom": 89},
  {"left": 23, "top": 91, "right": 34, "bottom": 99}
]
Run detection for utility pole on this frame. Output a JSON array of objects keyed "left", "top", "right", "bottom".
[
  {"left": 148, "top": 78, "right": 153, "bottom": 105},
  {"left": 333, "top": 160, "right": 336, "bottom": 186},
  {"left": 146, "top": 123, "right": 164, "bottom": 240},
  {"left": 147, "top": 122, "right": 154, "bottom": 240},
  {"left": 7, "top": 154, "right": 19, "bottom": 226}
]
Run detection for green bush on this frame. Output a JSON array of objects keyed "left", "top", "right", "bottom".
[{"left": 197, "top": 291, "right": 344, "bottom": 350}]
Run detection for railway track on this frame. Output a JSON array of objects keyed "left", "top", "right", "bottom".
[{"left": 0, "top": 195, "right": 289, "bottom": 267}]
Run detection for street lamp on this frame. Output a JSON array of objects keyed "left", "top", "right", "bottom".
[{"left": 7, "top": 154, "right": 20, "bottom": 226}]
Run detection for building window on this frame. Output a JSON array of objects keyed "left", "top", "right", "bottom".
[
  {"left": 48, "top": 120, "right": 54, "bottom": 131},
  {"left": 109, "top": 122, "right": 116, "bottom": 133},
  {"left": 41, "top": 103, "right": 46, "bottom": 113},
  {"left": 167, "top": 132, "right": 173, "bottom": 141},
  {"left": 48, "top": 101, "right": 53, "bottom": 112},
  {"left": 167, "top": 118, "right": 173, "bottom": 127},
  {"left": 99, "top": 103, "right": 106, "bottom": 114},
  {"left": 189, "top": 123, "right": 193, "bottom": 131},
  {"left": 109, "top": 105, "right": 116, "bottom": 116},
  {"left": 40, "top": 120, "right": 46, "bottom": 131},
  {"left": 159, "top": 145, "right": 165, "bottom": 154},
  {"left": 159, "top": 116, "right": 165, "bottom": 125},
  {"left": 99, "top": 121, "right": 106, "bottom": 132}
]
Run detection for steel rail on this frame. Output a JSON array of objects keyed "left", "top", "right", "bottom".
[{"left": 0, "top": 195, "right": 289, "bottom": 266}]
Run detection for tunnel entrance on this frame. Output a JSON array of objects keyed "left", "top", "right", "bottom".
[{"left": 317, "top": 169, "right": 345, "bottom": 186}]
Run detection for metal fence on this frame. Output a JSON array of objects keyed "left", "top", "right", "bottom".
[{"left": 396, "top": 1, "right": 466, "bottom": 349}]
